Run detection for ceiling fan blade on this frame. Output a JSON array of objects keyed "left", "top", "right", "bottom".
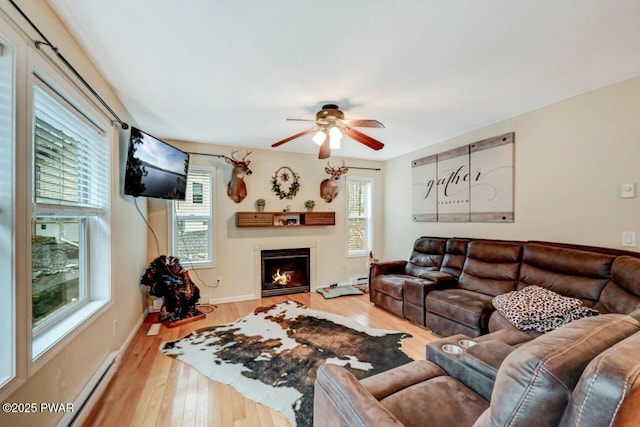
[
  {"left": 344, "top": 127, "right": 385, "bottom": 151},
  {"left": 318, "top": 135, "right": 331, "bottom": 159},
  {"left": 342, "top": 119, "right": 385, "bottom": 128},
  {"left": 286, "top": 118, "right": 316, "bottom": 122},
  {"left": 271, "top": 128, "right": 315, "bottom": 147}
]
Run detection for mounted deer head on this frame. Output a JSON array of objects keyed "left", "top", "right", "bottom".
[
  {"left": 225, "top": 150, "right": 252, "bottom": 203},
  {"left": 320, "top": 160, "right": 348, "bottom": 203}
]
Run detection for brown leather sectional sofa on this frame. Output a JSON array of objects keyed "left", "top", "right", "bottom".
[
  {"left": 314, "top": 313, "right": 640, "bottom": 426},
  {"left": 312, "top": 238, "right": 640, "bottom": 426},
  {"left": 370, "top": 237, "right": 640, "bottom": 337}
]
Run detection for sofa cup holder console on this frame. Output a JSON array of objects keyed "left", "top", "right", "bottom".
[
  {"left": 441, "top": 344, "right": 463, "bottom": 355},
  {"left": 428, "top": 334, "right": 501, "bottom": 400},
  {"left": 458, "top": 339, "right": 477, "bottom": 349}
]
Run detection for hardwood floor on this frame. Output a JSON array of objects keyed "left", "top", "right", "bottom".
[{"left": 83, "top": 293, "right": 439, "bottom": 426}]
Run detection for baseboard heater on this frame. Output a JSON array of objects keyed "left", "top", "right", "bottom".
[
  {"left": 57, "top": 351, "right": 119, "bottom": 427},
  {"left": 352, "top": 276, "right": 368, "bottom": 286}
]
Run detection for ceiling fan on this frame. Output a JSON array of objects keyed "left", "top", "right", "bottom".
[{"left": 271, "top": 104, "right": 385, "bottom": 159}]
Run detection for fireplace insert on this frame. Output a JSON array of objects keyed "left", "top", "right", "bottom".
[{"left": 261, "top": 248, "right": 310, "bottom": 297}]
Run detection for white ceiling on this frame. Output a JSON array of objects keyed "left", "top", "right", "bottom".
[{"left": 48, "top": 0, "right": 640, "bottom": 161}]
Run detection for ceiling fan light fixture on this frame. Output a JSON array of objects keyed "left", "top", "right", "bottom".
[
  {"left": 312, "top": 129, "right": 326, "bottom": 146},
  {"left": 329, "top": 126, "right": 343, "bottom": 149},
  {"left": 272, "top": 104, "right": 385, "bottom": 157}
]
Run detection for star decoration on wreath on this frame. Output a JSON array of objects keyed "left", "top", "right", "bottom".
[{"left": 271, "top": 166, "right": 300, "bottom": 199}]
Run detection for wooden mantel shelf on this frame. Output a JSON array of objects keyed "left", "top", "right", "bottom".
[{"left": 236, "top": 211, "right": 335, "bottom": 227}]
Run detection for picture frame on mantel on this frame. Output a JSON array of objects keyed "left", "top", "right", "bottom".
[{"left": 411, "top": 132, "right": 515, "bottom": 222}]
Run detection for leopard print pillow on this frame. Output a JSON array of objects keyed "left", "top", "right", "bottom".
[{"left": 492, "top": 285, "right": 599, "bottom": 333}]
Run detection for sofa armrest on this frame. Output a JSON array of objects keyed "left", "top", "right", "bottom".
[
  {"left": 418, "top": 270, "right": 457, "bottom": 287},
  {"left": 487, "top": 311, "right": 543, "bottom": 341},
  {"left": 370, "top": 260, "right": 408, "bottom": 277},
  {"left": 477, "top": 324, "right": 538, "bottom": 347},
  {"left": 314, "top": 363, "right": 404, "bottom": 427},
  {"left": 460, "top": 340, "right": 515, "bottom": 381},
  {"left": 360, "top": 360, "right": 447, "bottom": 400}
]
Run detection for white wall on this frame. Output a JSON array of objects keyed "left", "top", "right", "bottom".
[
  {"left": 0, "top": 2, "right": 147, "bottom": 426},
  {"left": 147, "top": 141, "right": 385, "bottom": 302},
  {"left": 383, "top": 77, "right": 640, "bottom": 261}
]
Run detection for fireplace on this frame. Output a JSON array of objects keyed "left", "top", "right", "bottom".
[{"left": 261, "top": 248, "right": 310, "bottom": 297}]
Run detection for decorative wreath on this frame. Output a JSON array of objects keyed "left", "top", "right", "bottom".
[{"left": 271, "top": 166, "right": 301, "bottom": 199}]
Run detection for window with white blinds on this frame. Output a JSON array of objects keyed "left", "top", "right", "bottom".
[
  {"left": 31, "top": 81, "right": 110, "bottom": 337},
  {"left": 33, "top": 85, "right": 108, "bottom": 213},
  {"left": 173, "top": 167, "right": 215, "bottom": 265},
  {"left": 347, "top": 177, "right": 373, "bottom": 256}
]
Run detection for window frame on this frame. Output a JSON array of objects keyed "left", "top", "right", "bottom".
[
  {"left": 0, "top": 25, "right": 19, "bottom": 400},
  {"left": 346, "top": 176, "right": 374, "bottom": 257},
  {"left": 31, "top": 81, "right": 107, "bottom": 335},
  {"left": 27, "top": 52, "right": 113, "bottom": 370},
  {"left": 0, "top": 15, "right": 115, "bottom": 401},
  {"left": 172, "top": 165, "right": 216, "bottom": 268}
]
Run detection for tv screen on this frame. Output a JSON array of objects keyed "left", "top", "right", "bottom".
[{"left": 124, "top": 127, "right": 189, "bottom": 200}]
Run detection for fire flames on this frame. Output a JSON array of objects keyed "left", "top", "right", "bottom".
[{"left": 272, "top": 269, "right": 292, "bottom": 285}]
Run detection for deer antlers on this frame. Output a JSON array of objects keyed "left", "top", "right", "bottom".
[
  {"left": 325, "top": 160, "right": 348, "bottom": 175},
  {"left": 230, "top": 149, "right": 251, "bottom": 162}
]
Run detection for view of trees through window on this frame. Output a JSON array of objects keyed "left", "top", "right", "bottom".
[
  {"left": 32, "top": 220, "right": 81, "bottom": 326},
  {"left": 347, "top": 178, "right": 372, "bottom": 254}
]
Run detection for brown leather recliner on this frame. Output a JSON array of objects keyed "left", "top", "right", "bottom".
[
  {"left": 313, "top": 314, "right": 640, "bottom": 427},
  {"left": 488, "top": 246, "right": 640, "bottom": 335},
  {"left": 425, "top": 240, "right": 523, "bottom": 337},
  {"left": 369, "top": 237, "right": 449, "bottom": 321},
  {"left": 560, "top": 326, "right": 640, "bottom": 426}
]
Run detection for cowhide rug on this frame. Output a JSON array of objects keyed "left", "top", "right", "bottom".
[{"left": 160, "top": 300, "right": 413, "bottom": 426}]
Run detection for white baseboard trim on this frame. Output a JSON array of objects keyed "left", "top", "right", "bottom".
[
  {"left": 115, "top": 311, "right": 146, "bottom": 366},
  {"left": 58, "top": 311, "right": 146, "bottom": 427},
  {"left": 210, "top": 294, "right": 257, "bottom": 305}
]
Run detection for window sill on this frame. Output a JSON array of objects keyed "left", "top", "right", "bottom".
[
  {"left": 347, "top": 251, "right": 369, "bottom": 258},
  {"left": 32, "top": 299, "right": 111, "bottom": 372},
  {"left": 185, "top": 261, "right": 216, "bottom": 270}
]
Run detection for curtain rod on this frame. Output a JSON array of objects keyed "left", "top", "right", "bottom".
[
  {"left": 9, "top": 0, "right": 129, "bottom": 130},
  {"left": 188, "top": 152, "right": 228, "bottom": 159},
  {"left": 344, "top": 166, "right": 381, "bottom": 171}
]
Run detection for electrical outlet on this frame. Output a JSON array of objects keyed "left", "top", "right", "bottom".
[
  {"left": 216, "top": 277, "right": 222, "bottom": 286},
  {"left": 621, "top": 183, "right": 637, "bottom": 198},
  {"left": 622, "top": 231, "right": 637, "bottom": 247}
]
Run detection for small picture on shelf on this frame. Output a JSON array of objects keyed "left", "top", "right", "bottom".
[
  {"left": 273, "top": 213, "right": 299, "bottom": 226},
  {"left": 279, "top": 218, "right": 298, "bottom": 226}
]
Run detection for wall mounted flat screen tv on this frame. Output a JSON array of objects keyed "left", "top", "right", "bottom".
[{"left": 124, "top": 127, "right": 189, "bottom": 200}]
